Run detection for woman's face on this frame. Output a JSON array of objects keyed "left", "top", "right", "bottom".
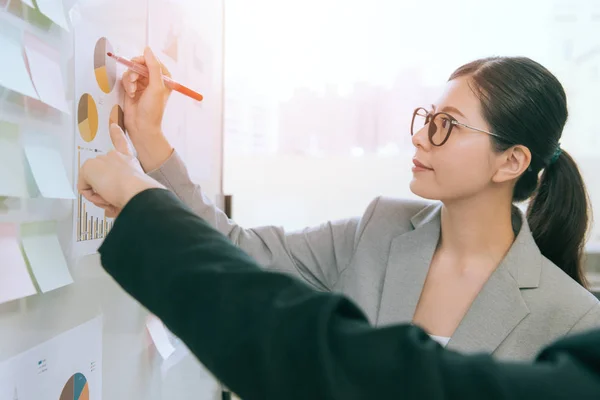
[{"left": 409, "top": 77, "right": 505, "bottom": 202}]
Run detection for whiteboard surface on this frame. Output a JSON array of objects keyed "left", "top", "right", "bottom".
[{"left": 0, "top": 0, "right": 224, "bottom": 398}]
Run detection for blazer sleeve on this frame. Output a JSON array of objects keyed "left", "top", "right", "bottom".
[
  {"left": 99, "top": 189, "right": 600, "bottom": 400},
  {"left": 147, "top": 151, "right": 378, "bottom": 290},
  {"left": 568, "top": 303, "right": 600, "bottom": 335}
]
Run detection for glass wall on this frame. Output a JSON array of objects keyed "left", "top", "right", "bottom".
[{"left": 223, "top": 0, "right": 600, "bottom": 258}]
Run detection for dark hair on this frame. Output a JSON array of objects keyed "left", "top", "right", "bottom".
[{"left": 449, "top": 57, "right": 591, "bottom": 288}]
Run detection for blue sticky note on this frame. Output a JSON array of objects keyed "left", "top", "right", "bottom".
[
  {"left": 0, "top": 23, "right": 39, "bottom": 99},
  {"left": 24, "top": 144, "right": 75, "bottom": 200}
]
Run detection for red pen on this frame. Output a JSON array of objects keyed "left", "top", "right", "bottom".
[{"left": 107, "top": 52, "right": 203, "bottom": 102}]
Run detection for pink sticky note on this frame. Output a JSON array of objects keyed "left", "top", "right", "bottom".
[{"left": 0, "top": 223, "right": 37, "bottom": 304}]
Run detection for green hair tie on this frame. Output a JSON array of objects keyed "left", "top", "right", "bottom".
[{"left": 549, "top": 146, "right": 562, "bottom": 165}]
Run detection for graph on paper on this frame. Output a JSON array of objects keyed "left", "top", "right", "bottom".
[
  {"left": 59, "top": 373, "right": 90, "bottom": 400},
  {"left": 76, "top": 147, "right": 114, "bottom": 243},
  {"left": 93, "top": 37, "right": 117, "bottom": 94}
]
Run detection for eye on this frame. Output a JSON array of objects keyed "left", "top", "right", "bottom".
[{"left": 440, "top": 117, "right": 452, "bottom": 129}]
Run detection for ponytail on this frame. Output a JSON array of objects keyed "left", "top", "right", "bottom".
[{"left": 526, "top": 150, "right": 591, "bottom": 288}]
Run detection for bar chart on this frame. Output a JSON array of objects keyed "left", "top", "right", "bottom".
[{"left": 76, "top": 146, "right": 114, "bottom": 243}]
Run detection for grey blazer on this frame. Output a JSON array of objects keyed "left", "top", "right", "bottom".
[{"left": 149, "top": 151, "right": 600, "bottom": 361}]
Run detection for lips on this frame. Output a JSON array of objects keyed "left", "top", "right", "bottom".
[{"left": 412, "top": 158, "right": 433, "bottom": 170}]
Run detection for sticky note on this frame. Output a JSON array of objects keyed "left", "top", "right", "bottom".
[
  {"left": 0, "top": 223, "right": 37, "bottom": 304},
  {"left": 0, "top": 122, "right": 28, "bottom": 198},
  {"left": 0, "top": 23, "right": 39, "bottom": 99},
  {"left": 23, "top": 32, "right": 69, "bottom": 114},
  {"left": 24, "top": 144, "right": 75, "bottom": 200},
  {"left": 21, "top": 221, "right": 73, "bottom": 293},
  {"left": 146, "top": 315, "right": 176, "bottom": 360},
  {"left": 35, "top": 0, "right": 70, "bottom": 31}
]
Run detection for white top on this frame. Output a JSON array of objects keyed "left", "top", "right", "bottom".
[{"left": 429, "top": 334, "right": 451, "bottom": 347}]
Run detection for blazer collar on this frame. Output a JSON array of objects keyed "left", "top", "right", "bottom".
[
  {"left": 410, "top": 203, "right": 542, "bottom": 289},
  {"left": 377, "top": 202, "right": 542, "bottom": 354}
]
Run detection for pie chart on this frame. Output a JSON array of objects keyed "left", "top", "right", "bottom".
[
  {"left": 59, "top": 373, "right": 89, "bottom": 400},
  {"left": 94, "top": 37, "right": 116, "bottom": 94},
  {"left": 78, "top": 94, "right": 99, "bottom": 143},
  {"left": 109, "top": 104, "right": 125, "bottom": 131}
]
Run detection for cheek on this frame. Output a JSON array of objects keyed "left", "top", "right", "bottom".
[{"left": 411, "top": 142, "right": 495, "bottom": 200}]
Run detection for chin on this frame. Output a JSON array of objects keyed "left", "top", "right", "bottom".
[{"left": 409, "top": 178, "right": 441, "bottom": 201}]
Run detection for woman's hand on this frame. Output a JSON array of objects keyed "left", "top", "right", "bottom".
[
  {"left": 121, "top": 47, "right": 174, "bottom": 172},
  {"left": 78, "top": 124, "right": 164, "bottom": 217}
]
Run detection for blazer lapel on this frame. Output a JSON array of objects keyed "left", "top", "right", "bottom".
[
  {"left": 445, "top": 265, "right": 530, "bottom": 354},
  {"left": 447, "top": 208, "right": 541, "bottom": 354},
  {"left": 376, "top": 204, "right": 441, "bottom": 326}
]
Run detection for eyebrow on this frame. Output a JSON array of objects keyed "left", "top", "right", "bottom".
[{"left": 431, "top": 104, "right": 467, "bottom": 119}]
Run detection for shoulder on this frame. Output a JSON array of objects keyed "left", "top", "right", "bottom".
[
  {"left": 362, "top": 196, "right": 432, "bottom": 226},
  {"left": 535, "top": 258, "right": 600, "bottom": 329},
  {"left": 353, "top": 196, "right": 434, "bottom": 243}
]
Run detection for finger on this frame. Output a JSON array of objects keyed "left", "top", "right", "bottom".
[
  {"left": 78, "top": 159, "right": 96, "bottom": 193},
  {"left": 143, "top": 47, "right": 165, "bottom": 91},
  {"left": 123, "top": 69, "right": 140, "bottom": 84},
  {"left": 121, "top": 72, "right": 137, "bottom": 96},
  {"left": 105, "top": 206, "right": 120, "bottom": 219},
  {"left": 129, "top": 72, "right": 140, "bottom": 82},
  {"left": 82, "top": 191, "right": 111, "bottom": 208},
  {"left": 109, "top": 124, "right": 133, "bottom": 156},
  {"left": 157, "top": 59, "right": 172, "bottom": 79},
  {"left": 135, "top": 76, "right": 149, "bottom": 88},
  {"left": 131, "top": 56, "right": 146, "bottom": 65}
]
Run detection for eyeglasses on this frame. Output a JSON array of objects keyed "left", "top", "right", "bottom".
[{"left": 410, "top": 107, "right": 503, "bottom": 146}]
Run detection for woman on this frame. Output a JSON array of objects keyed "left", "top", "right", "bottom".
[{"left": 119, "top": 48, "right": 600, "bottom": 361}]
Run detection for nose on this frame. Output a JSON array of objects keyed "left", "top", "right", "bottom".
[{"left": 411, "top": 124, "right": 431, "bottom": 151}]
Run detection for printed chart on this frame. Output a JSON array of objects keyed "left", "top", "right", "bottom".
[
  {"left": 59, "top": 373, "right": 90, "bottom": 400},
  {"left": 73, "top": 31, "right": 127, "bottom": 257},
  {"left": 93, "top": 37, "right": 116, "bottom": 94},
  {"left": 75, "top": 147, "right": 113, "bottom": 243},
  {"left": 0, "top": 317, "right": 102, "bottom": 400},
  {"left": 77, "top": 94, "right": 99, "bottom": 143},
  {"left": 109, "top": 104, "right": 125, "bottom": 131}
]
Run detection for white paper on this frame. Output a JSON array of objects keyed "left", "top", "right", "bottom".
[
  {"left": 72, "top": 27, "right": 129, "bottom": 257},
  {"left": 0, "top": 223, "right": 37, "bottom": 305},
  {"left": 24, "top": 143, "right": 75, "bottom": 200},
  {"left": 35, "top": 0, "right": 70, "bottom": 31},
  {"left": 0, "top": 316, "right": 102, "bottom": 400},
  {"left": 160, "top": 343, "right": 192, "bottom": 378},
  {"left": 148, "top": 0, "right": 188, "bottom": 161},
  {"left": 23, "top": 32, "right": 70, "bottom": 113},
  {"left": 21, "top": 0, "right": 35, "bottom": 8},
  {"left": 0, "top": 121, "right": 28, "bottom": 198},
  {"left": 0, "top": 23, "right": 39, "bottom": 99},
  {"left": 21, "top": 221, "right": 73, "bottom": 293},
  {"left": 146, "top": 315, "right": 176, "bottom": 360}
]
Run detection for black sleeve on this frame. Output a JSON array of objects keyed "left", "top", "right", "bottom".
[{"left": 99, "top": 188, "right": 600, "bottom": 400}]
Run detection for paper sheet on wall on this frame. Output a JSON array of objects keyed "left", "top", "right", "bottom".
[
  {"left": 21, "top": 221, "right": 73, "bottom": 293},
  {"left": 0, "top": 121, "right": 28, "bottom": 198},
  {"left": 146, "top": 314, "right": 176, "bottom": 360},
  {"left": 71, "top": 25, "right": 132, "bottom": 257},
  {"left": 0, "top": 223, "right": 37, "bottom": 305},
  {"left": 24, "top": 143, "right": 75, "bottom": 200},
  {"left": 0, "top": 23, "right": 38, "bottom": 99},
  {"left": 35, "top": 0, "right": 70, "bottom": 31},
  {"left": 148, "top": 0, "right": 188, "bottom": 161},
  {"left": 145, "top": 314, "right": 191, "bottom": 378},
  {"left": 148, "top": 0, "right": 218, "bottom": 183},
  {"left": 0, "top": 316, "right": 102, "bottom": 400},
  {"left": 23, "top": 32, "right": 70, "bottom": 113}
]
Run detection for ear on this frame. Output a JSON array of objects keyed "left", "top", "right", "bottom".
[{"left": 491, "top": 145, "right": 532, "bottom": 184}]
